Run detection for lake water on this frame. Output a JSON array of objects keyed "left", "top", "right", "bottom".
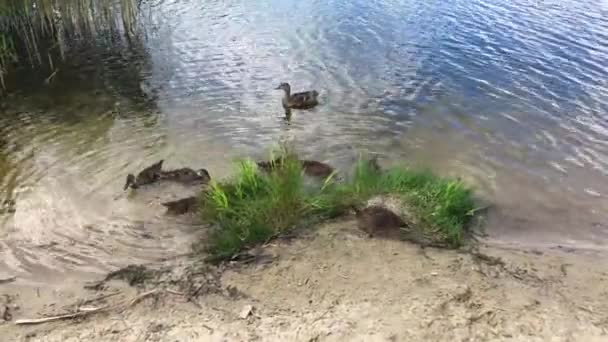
[{"left": 2, "top": 0, "right": 608, "bottom": 281}]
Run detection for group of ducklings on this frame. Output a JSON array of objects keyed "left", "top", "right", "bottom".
[
  {"left": 124, "top": 154, "right": 419, "bottom": 242},
  {"left": 123, "top": 82, "right": 408, "bottom": 239},
  {"left": 123, "top": 156, "right": 339, "bottom": 215},
  {"left": 123, "top": 160, "right": 210, "bottom": 215}
]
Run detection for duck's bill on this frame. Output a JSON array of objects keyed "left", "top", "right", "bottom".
[{"left": 274, "top": 86, "right": 282, "bottom": 89}]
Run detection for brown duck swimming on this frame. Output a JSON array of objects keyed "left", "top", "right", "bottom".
[
  {"left": 162, "top": 196, "right": 199, "bottom": 215},
  {"left": 275, "top": 83, "right": 319, "bottom": 110},
  {"left": 257, "top": 158, "right": 335, "bottom": 179},
  {"left": 124, "top": 160, "right": 164, "bottom": 190},
  {"left": 353, "top": 205, "right": 407, "bottom": 239},
  {"left": 124, "top": 161, "right": 211, "bottom": 190}
]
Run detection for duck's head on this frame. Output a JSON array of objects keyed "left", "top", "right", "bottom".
[
  {"left": 275, "top": 82, "right": 291, "bottom": 93},
  {"left": 197, "top": 169, "right": 211, "bottom": 183},
  {"left": 124, "top": 174, "right": 137, "bottom": 190}
]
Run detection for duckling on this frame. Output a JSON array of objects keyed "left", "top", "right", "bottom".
[
  {"left": 124, "top": 160, "right": 164, "bottom": 190},
  {"left": 301, "top": 160, "right": 335, "bottom": 178},
  {"left": 256, "top": 158, "right": 335, "bottom": 179},
  {"left": 275, "top": 83, "right": 319, "bottom": 110},
  {"left": 367, "top": 155, "right": 381, "bottom": 173},
  {"left": 159, "top": 168, "right": 211, "bottom": 185},
  {"left": 256, "top": 160, "right": 277, "bottom": 173},
  {"left": 354, "top": 204, "right": 448, "bottom": 247},
  {"left": 162, "top": 196, "right": 199, "bottom": 215},
  {"left": 353, "top": 205, "right": 407, "bottom": 239}
]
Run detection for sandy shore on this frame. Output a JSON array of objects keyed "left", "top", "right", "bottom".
[{"left": 1, "top": 219, "right": 607, "bottom": 341}]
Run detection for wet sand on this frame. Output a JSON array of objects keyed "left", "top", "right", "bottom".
[{"left": 1, "top": 220, "right": 607, "bottom": 341}]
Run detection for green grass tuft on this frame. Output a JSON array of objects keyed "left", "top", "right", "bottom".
[{"left": 200, "top": 150, "right": 477, "bottom": 260}]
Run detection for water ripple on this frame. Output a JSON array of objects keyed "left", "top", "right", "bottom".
[{"left": 4, "top": 0, "right": 608, "bottom": 279}]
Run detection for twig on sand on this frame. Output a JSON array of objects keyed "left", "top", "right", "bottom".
[
  {"left": 165, "top": 289, "right": 185, "bottom": 296},
  {"left": 44, "top": 69, "right": 59, "bottom": 85},
  {"left": 337, "top": 272, "right": 349, "bottom": 279},
  {"left": 15, "top": 310, "right": 96, "bottom": 325},
  {"left": 80, "top": 291, "right": 121, "bottom": 306},
  {"left": 0, "top": 276, "right": 17, "bottom": 284},
  {"left": 15, "top": 289, "right": 172, "bottom": 325}
]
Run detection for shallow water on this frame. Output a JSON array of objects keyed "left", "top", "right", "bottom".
[{"left": 2, "top": 0, "right": 608, "bottom": 280}]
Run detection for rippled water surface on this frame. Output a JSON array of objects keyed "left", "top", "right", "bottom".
[{"left": 2, "top": 0, "right": 608, "bottom": 281}]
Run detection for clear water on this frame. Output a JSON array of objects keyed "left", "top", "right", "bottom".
[{"left": 2, "top": 0, "right": 608, "bottom": 281}]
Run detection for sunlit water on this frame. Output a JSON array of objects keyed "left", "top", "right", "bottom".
[{"left": 2, "top": 0, "right": 608, "bottom": 281}]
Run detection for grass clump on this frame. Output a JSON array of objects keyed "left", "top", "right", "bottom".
[
  {"left": 200, "top": 153, "right": 345, "bottom": 260},
  {"left": 200, "top": 150, "right": 477, "bottom": 261}
]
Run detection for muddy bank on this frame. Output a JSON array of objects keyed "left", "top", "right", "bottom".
[{"left": 1, "top": 220, "right": 607, "bottom": 341}]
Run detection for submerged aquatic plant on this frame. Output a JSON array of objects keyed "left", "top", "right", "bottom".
[{"left": 0, "top": 0, "right": 139, "bottom": 90}]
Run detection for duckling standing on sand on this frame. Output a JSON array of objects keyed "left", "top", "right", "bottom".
[
  {"left": 353, "top": 205, "right": 407, "bottom": 239},
  {"left": 354, "top": 204, "right": 448, "bottom": 248},
  {"left": 275, "top": 83, "right": 319, "bottom": 113},
  {"left": 124, "top": 160, "right": 164, "bottom": 190}
]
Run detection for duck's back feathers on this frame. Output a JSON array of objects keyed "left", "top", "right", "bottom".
[
  {"left": 355, "top": 205, "right": 407, "bottom": 238},
  {"left": 125, "top": 160, "right": 164, "bottom": 190},
  {"left": 159, "top": 168, "right": 210, "bottom": 184},
  {"left": 162, "top": 196, "right": 198, "bottom": 215},
  {"left": 277, "top": 83, "right": 320, "bottom": 110},
  {"left": 288, "top": 90, "right": 319, "bottom": 109},
  {"left": 124, "top": 160, "right": 211, "bottom": 190},
  {"left": 256, "top": 158, "right": 334, "bottom": 179},
  {"left": 301, "top": 160, "right": 334, "bottom": 178}
]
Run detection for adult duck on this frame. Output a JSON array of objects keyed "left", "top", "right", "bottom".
[{"left": 275, "top": 83, "right": 319, "bottom": 110}]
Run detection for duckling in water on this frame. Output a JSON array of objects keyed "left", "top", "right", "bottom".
[
  {"left": 301, "top": 160, "right": 335, "bottom": 178},
  {"left": 124, "top": 160, "right": 164, "bottom": 190},
  {"left": 159, "top": 168, "right": 211, "bottom": 185},
  {"left": 257, "top": 158, "right": 335, "bottom": 179},
  {"left": 124, "top": 161, "right": 211, "bottom": 190},
  {"left": 367, "top": 155, "right": 381, "bottom": 173},
  {"left": 162, "top": 196, "right": 199, "bottom": 215},
  {"left": 353, "top": 205, "right": 407, "bottom": 239},
  {"left": 275, "top": 83, "right": 319, "bottom": 111}
]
